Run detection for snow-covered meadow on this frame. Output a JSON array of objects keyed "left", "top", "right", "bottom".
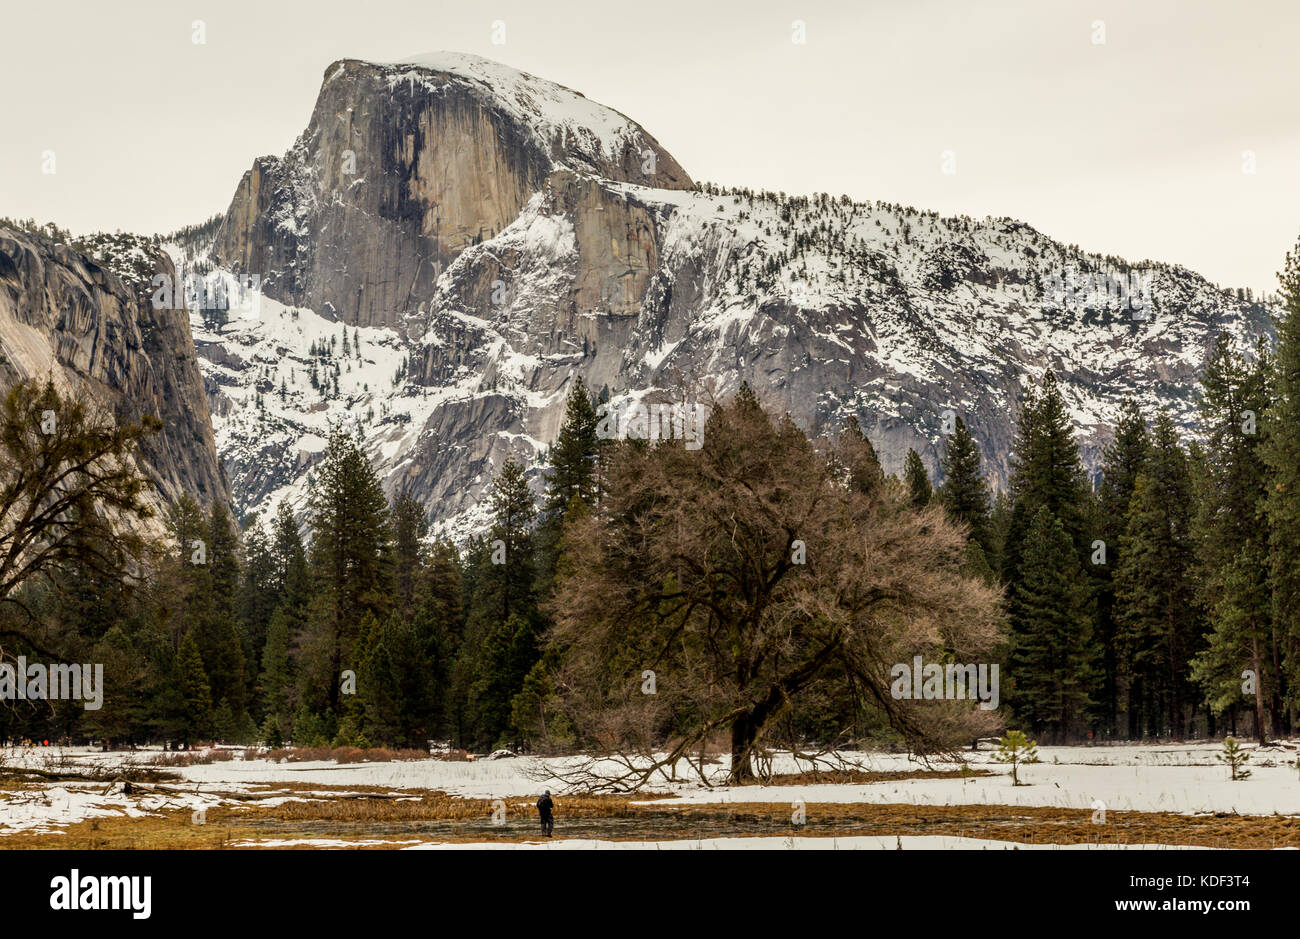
[{"left": 2, "top": 741, "right": 1298, "bottom": 847}]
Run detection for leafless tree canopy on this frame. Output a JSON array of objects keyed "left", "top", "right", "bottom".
[{"left": 546, "top": 388, "right": 1005, "bottom": 787}]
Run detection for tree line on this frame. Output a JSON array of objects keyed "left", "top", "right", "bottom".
[{"left": 2, "top": 241, "right": 1298, "bottom": 763}]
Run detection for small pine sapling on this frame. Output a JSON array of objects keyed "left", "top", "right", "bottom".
[
  {"left": 1217, "top": 736, "right": 1252, "bottom": 781},
  {"left": 993, "top": 730, "right": 1039, "bottom": 786}
]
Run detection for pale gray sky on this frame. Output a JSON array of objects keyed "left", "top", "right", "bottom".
[{"left": 1, "top": 0, "right": 1296, "bottom": 293}]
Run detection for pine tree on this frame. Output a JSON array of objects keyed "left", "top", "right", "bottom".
[
  {"left": 301, "top": 425, "right": 393, "bottom": 717},
  {"left": 259, "top": 606, "right": 294, "bottom": 729},
  {"left": 1093, "top": 397, "right": 1149, "bottom": 736},
  {"left": 1216, "top": 735, "right": 1252, "bottom": 780},
  {"left": 1004, "top": 369, "right": 1091, "bottom": 584},
  {"left": 1265, "top": 239, "right": 1300, "bottom": 721},
  {"left": 83, "top": 625, "right": 148, "bottom": 745},
  {"left": 238, "top": 521, "right": 278, "bottom": 671},
  {"left": 270, "top": 501, "right": 308, "bottom": 606},
  {"left": 992, "top": 730, "right": 1039, "bottom": 786},
  {"left": 1008, "top": 506, "right": 1095, "bottom": 742},
  {"left": 510, "top": 659, "right": 571, "bottom": 750},
  {"left": 903, "top": 448, "right": 932, "bottom": 508},
  {"left": 938, "top": 416, "right": 991, "bottom": 552},
  {"left": 177, "top": 632, "right": 213, "bottom": 745},
  {"left": 1193, "top": 541, "right": 1272, "bottom": 741},
  {"left": 359, "top": 616, "right": 407, "bottom": 746},
  {"left": 167, "top": 493, "right": 211, "bottom": 647},
  {"left": 1193, "top": 333, "right": 1276, "bottom": 740},
  {"left": 459, "top": 458, "right": 539, "bottom": 748},
  {"left": 1113, "top": 415, "right": 1199, "bottom": 738},
  {"left": 291, "top": 704, "right": 329, "bottom": 747},
  {"left": 536, "top": 379, "right": 600, "bottom": 595},
  {"left": 203, "top": 502, "right": 240, "bottom": 616},
  {"left": 835, "top": 415, "right": 884, "bottom": 498},
  {"left": 212, "top": 700, "right": 236, "bottom": 743},
  {"left": 543, "top": 378, "right": 600, "bottom": 513},
  {"left": 261, "top": 712, "right": 284, "bottom": 748},
  {"left": 190, "top": 502, "right": 252, "bottom": 729},
  {"left": 469, "top": 612, "right": 541, "bottom": 750},
  {"left": 410, "top": 540, "right": 462, "bottom": 742},
  {"left": 986, "top": 489, "right": 1013, "bottom": 576},
  {"left": 480, "top": 458, "right": 536, "bottom": 624},
  {"left": 390, "top": 492, "right": 428, "bottom": 620}
]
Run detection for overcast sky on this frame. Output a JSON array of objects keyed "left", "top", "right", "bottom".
[{"left": 1, "top": 0, "right": 1296, "bottom": 293}]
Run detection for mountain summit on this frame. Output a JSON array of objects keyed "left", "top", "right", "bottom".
[{"left": 213, "top": 53, "right": 690, "bottom": 330}]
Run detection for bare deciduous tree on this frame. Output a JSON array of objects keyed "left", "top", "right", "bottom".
[{"left": 546, "top": 388, "right": 1004, "bottom": 788}]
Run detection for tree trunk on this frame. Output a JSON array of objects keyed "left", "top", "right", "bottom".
[
  {"left": 729, "top": 714, "right": 758, "bottom": 784},
  {"left": 1251, "top": 643, "right": 1268, "bottom": 744},
  {"left": 726, "top": 642, "right": 843, "bottom": 784}
]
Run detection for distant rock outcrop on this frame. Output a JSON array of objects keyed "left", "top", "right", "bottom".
[{"left": 0, "top": 226, "right": 229, "bottom": 512}]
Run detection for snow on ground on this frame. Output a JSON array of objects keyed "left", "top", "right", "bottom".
[
  {"left": 3, "top": 742, "right": 1298, "bottom": 841},
  {"left": 157, "top": 743, "right": 1300, "bottom": 817},
  {"left": 0, "top": 779, "right": 236, "bottom": 835},
  {"left": 645, "top": 762, "right": 1300, "bottom": 816}
]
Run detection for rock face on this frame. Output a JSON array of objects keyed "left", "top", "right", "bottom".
[
  {"left": 0, "top": 227, "right": 229, "bottom": 511},
  {"left": 213, "top": 54, "right": 691, "bottom": 330},
  {"left": 191, "top": 52, "right": 1274, "bottom": 536}
]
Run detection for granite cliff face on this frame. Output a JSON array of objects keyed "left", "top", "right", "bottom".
[
  {"left": 0, "top": 227, "right": 229, "bottom": 511},
  {"left": 213, "top": 54, "right": 691, "bottom": 330},
  {"left": 187, "top": 52, "right": 1273, "bottom": 536}
]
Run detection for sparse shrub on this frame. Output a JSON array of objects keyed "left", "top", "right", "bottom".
[
  {"left": 146, "top": 748, "right": 235, "bottom": 767},
  {"left": 292, "top": 707, "right": 330, "bottom": 748},
  {"left": 261, "top": 714, "right": 283, "bottom": 750},
  {"left": 330, "top": 713, "right": 370, "bottom": 749},
  {"left": 258, "top": 745, "right": 430, "bottom": 764}
]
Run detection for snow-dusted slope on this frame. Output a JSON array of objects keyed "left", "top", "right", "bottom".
[
  {"left": 174, "top": 266, "right": 489, "bottom": 535},
  {"left": 187, "top": 54, "right": 1274, "bottom": 535}
]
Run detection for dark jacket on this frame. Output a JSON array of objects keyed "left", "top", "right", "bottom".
[{"left": 537, "top": 794, "right": 554, "bottom": 817}]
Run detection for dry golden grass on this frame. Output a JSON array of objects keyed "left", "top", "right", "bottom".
[
  {"left": 2, "top": 767, "right": 1296, "bottom": 849},
  {"left": 4, "top": 783, "right": 1299, "bottom": 850},
  {"left": 145, "top": 749, "right": 236, "bottom": 767},
  {"left": 257, "top": 791, "right": 671, "bottom": 823}
]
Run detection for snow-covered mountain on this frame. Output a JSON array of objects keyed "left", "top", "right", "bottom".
[{"left": 179, "top": 52, "right": 1275, "bottom": 536}]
